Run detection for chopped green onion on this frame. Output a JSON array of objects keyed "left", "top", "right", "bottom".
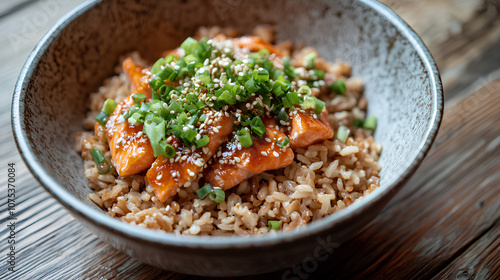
[
  {"left": 253, "top": 69, "right": 269, "bottom": 81},
  {"left": 143, "top": 121, "right": 167, "bottom": 157},
  {"left": 276, "top": 110, "right": 289, "bottom": 125},
  {"left": 313, "top": 97, "right": 325, "bottom": 114},
  {"left": 218, "top": 90, "right": 237, "bottom": 105},
  {"left": 133, "top": 93, "right": 146, "bottom": 105},
  {"left": 283, "top": 57, "right": 296, "bottom": 80},
  {"left": 353, "top": 118, "right": 365, "bottom": 128},
  {"left": 95, "top": 112, "right": 108, "bottom": 126},
  {"left": 298, "top": 85, "right": 312, "bottom": 96},
  {"left": 303, "top": 52, "right": 317, "bottom": 69},
  {"left": 181, "top": 129, "right": 197, "bottom": 144},
  {"left": 209, "top": 189, "right": 225, "bottom": 203},
  {"left": 277, "top": 136, "right": 289, "bottom": 148},
  {"left": 329, "top": 79, "right": 346, "bottom": 95},
  {"left": 363, "top": 116, "right": 377, "bottom": 131},
  {"left": 159, "top": 140, "right": 176, "bottom": 158},
  {"left": 196, "top": 184, "right": 213, "bottom": 199},
  {"left": 151, "top": 58, "right": 166, "bottom": 74},
  {"left": 287, "top": 91, "right": 301, "bottom": 106},
  {"left": 90, "top": 148, "right": 110, "bottom": 174},
  {"left": 337, "top": 125, "right": 350, "bottom": 143},
  {"left": 181, "top": 37, "right": 201, "bottom": 57},
  {"left": 250, "top": 116, "right": 266, "bottom": 138},
  {"left": 237, "top": 129, "right": 253, "bottom": 148},
  {"left": 311, "top": 69, "right": 324, "bottom": 80},
  {"left": 195, "top": 68, "right": 211, "bottom": 85},
  {"left": 268, "top": 220, "right": 280, "bottom": 230},
  {"left": 164, "top": 54, "right": 176, "bottom": 63},
  {"left": 102, "top": 99, "right": 117, "bottom": 115},
  {"left": 195, "top": 135, "right": 210, "bottom": 148},
  {"left": 95, "top": 99, "right": 117, "bottom": 126},
  {"left": 301, "top": 95, "right": 316, "bottom": 110},
  {"left": 245, "top": 78, "right": 260, "bottom": 94},
  {"left": 128, "top": 112, "right": 145, "bottom": 125}
]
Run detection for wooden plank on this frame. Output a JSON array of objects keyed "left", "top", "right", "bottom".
[
  {"left": 381, "top": 0, "right": 500, "bottom": 101},
  {"left": 434, "top": 221, "right": 500, "bottom": 279}
]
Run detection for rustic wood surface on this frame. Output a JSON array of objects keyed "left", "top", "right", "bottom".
[{"left": 1, "top": 0, "right": 499, "bottom": 279}]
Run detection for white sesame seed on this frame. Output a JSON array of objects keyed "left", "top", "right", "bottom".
[{"left": 261, "top": 151, "right": 268, "bottom": 156}]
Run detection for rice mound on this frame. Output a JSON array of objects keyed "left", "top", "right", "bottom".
[{"left": 75, "top": 28, "right": 381, "bottom": 236}]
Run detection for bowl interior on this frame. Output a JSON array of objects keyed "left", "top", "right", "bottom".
[{"left": 14, "top": 0, "right": 441, "bottom": 242}]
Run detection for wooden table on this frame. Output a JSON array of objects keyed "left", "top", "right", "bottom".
[{"left": 1, "top": 0, "right": 499, "bottom": 279}]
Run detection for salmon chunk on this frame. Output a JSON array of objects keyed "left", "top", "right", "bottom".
[
  {"left": 233, "top": 36, "right": 283, "bottom": 56},
  {"left": 104, "top": 94, "right": 155, "bottom": 176},
  {"left": 146, "top": 114, "right": 234, "bottom": 202},
  {"left": 122, "top": 58, "right": 151, "bottom": 94},
  {"left": 288, "top": 110, "right": 333, "bottom": 149},
  {"left": 204, "top": 118, "right": 294, "bottom": 190}
]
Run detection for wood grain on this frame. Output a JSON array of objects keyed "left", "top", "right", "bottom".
[
  {"left": 381, "top": 0, "right": 500, "bottom": 101},
  {"left": 1, "top": 0, "right": 499, "bottom": 279}
]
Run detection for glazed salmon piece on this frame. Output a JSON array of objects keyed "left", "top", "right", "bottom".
[
  {"left": 288, "top": 109, "right": 334, "bottom": 149},
  {"left": 233, "top": 36, "right": 283, "bottom": 56},
  {"left": 104, "top": 94, "right": 155, "bottom": 176},
  {"left": 122, "top": 58, "right": 151, "bottom": 95},
  {"left": 204, "top": 118, "right": 294, "bottom": 190},
  {"left": 146, "top": 114, "right": 234, "bottom": 202}
]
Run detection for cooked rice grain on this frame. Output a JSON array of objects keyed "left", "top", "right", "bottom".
[{"left": 77, "top": 34, "right": 382, "bottom": 236}]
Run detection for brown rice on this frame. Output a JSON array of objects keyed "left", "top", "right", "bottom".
[{"left": 75, "top": 27, "right": 381, "bottom": 236}]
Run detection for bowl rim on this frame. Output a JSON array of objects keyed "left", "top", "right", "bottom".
[{"left": 11, "top": 0, "right": 443, "bottom": 249}]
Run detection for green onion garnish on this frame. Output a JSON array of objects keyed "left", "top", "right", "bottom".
[
  {"left": 313, "top": 97, "right": 325, "bottom": 114},
  {"left": 277, "top": 136, "right": 289, "bottom": 148},
  {"left": 95, "top": 112, "right": 108, "bottom": 126},
  {"left": 143, "top": 121, "right": 171, "bottom": 157},
  {"left": 159, "top": 140, "right": 176, "bottom": 158},
  {"left": 250, "top": 116, "right": 266, "bottom": 138},
  {"left": 196, "top": 184, "right": 225, "bottom": 203},
  {"left": 337, "top": 125, "right": 350, "bottom": 143},
  {"left": 276, "top": 110, "right": 289, "bottom": 125},
  {"left": 237, "top": 129, "right": 253, "bottom": 148},
  {"left": 133, "top": 93, "right": 146, "bottom": 105},
  {"left": 303, "top": 52, "right": 317, "bottom": 69},
  {"left": 151, "top": 57, "right": 166, "bottom": 74},
  {"left": 298, "top": 85, "right": 312, "bottom": 96},
  {"left": 95, "top": 99, "right": 117, "bottom": 126},
  {"left": 268, "top": 220, "right": 280, "bottom": 230},
  {"left": 196, "top": 184, "right": 213, "bottom": 199},
  {"left": 209, "top": 189, "right": 225, "bottom": 203},
  {"left": 195, "top": 135, "right": 210, "bottom": 148},
  {"left": 353, "top": 118, "right": 365, "bottom": 128},
  {"left": 102, "top": 99, "right": 118, "bottom": 115},
  {"left": 90, "top": 148, "right": 111, "bottom": 174},
  {"left": 363, "top": 116, "right": 377, "bottom": 131},
  {"left": 329, "top": 79, "right": 346, "bottom": 95}
]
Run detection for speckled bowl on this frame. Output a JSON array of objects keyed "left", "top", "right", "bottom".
[{"left": 12, "top": 0, "right": 443, "bottom": 276}]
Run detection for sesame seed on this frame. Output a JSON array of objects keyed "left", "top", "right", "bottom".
[{"left": 261, "top": 151, "right": 268, "bottom": 156}]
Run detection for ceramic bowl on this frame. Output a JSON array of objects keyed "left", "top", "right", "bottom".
[{"left": 12, "top": 0, "right": 443, "bottom": 276}]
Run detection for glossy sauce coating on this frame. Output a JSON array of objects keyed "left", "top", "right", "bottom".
[
  {"left": 146, "top": 114, "right": 234, "bottom": 202},
  {"left": 204, "top": 118, "right": 294, "bottom": 190},
  {"left": 233, "top": 36, "right": 283, "bottom": 56},
  {"left": 288, "top": 109, "right": 333, "bottom": 149}
]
